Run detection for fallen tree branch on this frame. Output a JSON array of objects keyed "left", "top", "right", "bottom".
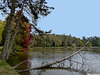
[
  {"left": 38, "top": 67, "right": 87, "bottom": 74},
  {"left": 13, "top": 59, "right": 29, "bottom": 69},
  {"left": 13, "top": 57, "right": 34, "bottom": 69},
  {"left": 17, "top": 41, "right": 89, "bottom": 73}
]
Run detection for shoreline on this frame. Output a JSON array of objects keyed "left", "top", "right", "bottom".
[{"left": 0, "top": 59, "right": 20, "bottom": 75}]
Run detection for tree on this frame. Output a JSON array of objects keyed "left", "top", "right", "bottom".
[
  {"left": 82, "top": 36, "right": 87, "bottom": 44},
  {"left": 0, "top": 0, "right": 54, "bottom": 60},
  {"left": 62, "top": 34, "right": 67, "bottom": 47},
  {"left": 0, "top": 0, "right": 18, "bottom": 60},
  {"left": 71, "top": 43, "right": 76, "bottom": 50},
  {"left": 90, "top": 36, "right": 100, "bottom": 47},
  {"left": 6, "top": 2, "right": 25, "bottom": 60},
  {"left": 0, "top": 20, "right": 4, "bottom": 45}
]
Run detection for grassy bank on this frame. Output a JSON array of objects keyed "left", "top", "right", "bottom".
[
  {"left": 0, "top": 60, "right": 20, "bottom": 75},
  {"left": 0, "top": 46, "right": 20, "bottom": 75}
]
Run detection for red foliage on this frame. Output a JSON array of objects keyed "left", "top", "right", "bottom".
[
  {"left": 22, "top": 23, "right": 32, "bottom": 51},
  {"left": 15, "top": 12, "right": 32, "bottom": 51}
]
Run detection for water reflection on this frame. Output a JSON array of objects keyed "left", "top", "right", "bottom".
[
  {"left": 30, "top": 69, "right": 81, "bottom": 75},
  {"left": 7, "top": 48, "right": 100, "bottom": 75}
]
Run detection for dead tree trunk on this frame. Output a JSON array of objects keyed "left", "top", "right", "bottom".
[{"left": 17, "top": 41, "right": 89, "bottom": 73}]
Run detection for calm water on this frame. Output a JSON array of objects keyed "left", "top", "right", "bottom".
[{"left": 7, "top": 48, "right": 100, "bottom": 75}]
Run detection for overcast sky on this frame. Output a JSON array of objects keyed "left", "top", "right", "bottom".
[{"left": 0, "top": 0, "right": 100, "bottom": 38}]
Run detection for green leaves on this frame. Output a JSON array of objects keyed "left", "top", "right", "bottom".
[{"left": 0, "top": 20, "right": 5, "bottom": 45}]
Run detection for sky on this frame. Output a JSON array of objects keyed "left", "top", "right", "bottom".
[
  {"left": 38, "top": 0, "right": 100, "bottom": 38},
  {"left": 0, "top": 0, "right": 100, "bottom": 38}
]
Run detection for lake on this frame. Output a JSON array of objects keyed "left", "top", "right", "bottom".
[{"left": 7, "top": 47, "right": 100, "bottom": 75}]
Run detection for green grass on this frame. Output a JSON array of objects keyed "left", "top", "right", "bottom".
[
  {"left": 0, "top": 47, "right": 20, "bottom": 75},
  {"left": 0, "top": 60, "right": 20, "bottom": 75},
  {"left": 0, "top": 46, "right": 20, "bottom": 75}
]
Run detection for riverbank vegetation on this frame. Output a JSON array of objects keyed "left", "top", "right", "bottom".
[
  {"left": 0, "top": 0, "right": 100, "bottom": 61},
  {"left": 1, "top": 17, "right": 100, "bottom": 52},
  {"left": 31, "top": 34, "right": 100, "bottom": 48},
  {"left": 0, "top": 0, "right": 54, "bottom": 74},
  {"left": 0, "top": 0, "right": 100, "bottom": 75},
  {"left": 0, "top": 60, "right": 20, "bottom": 75},
  {"left": 0, "top": 0, "right": 54, "bottom": 60}
]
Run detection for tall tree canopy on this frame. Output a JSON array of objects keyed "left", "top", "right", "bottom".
[{"left": 0, "top": 0, "right": 54, "bottom": 60}]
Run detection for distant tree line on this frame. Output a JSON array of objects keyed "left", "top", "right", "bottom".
[{"left": 31, "top": 34, "right": 100, "bottom": 48}]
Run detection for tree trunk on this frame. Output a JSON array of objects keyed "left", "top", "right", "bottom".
[
  {"left": 6, "top": 14, "right": 21, "bottom": 60},
  {"left": 6, "top": 3, "right": 24, "bottom": 60},
  {"left": 0, "top": 3, "right": 15, "bottom": 60}
]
